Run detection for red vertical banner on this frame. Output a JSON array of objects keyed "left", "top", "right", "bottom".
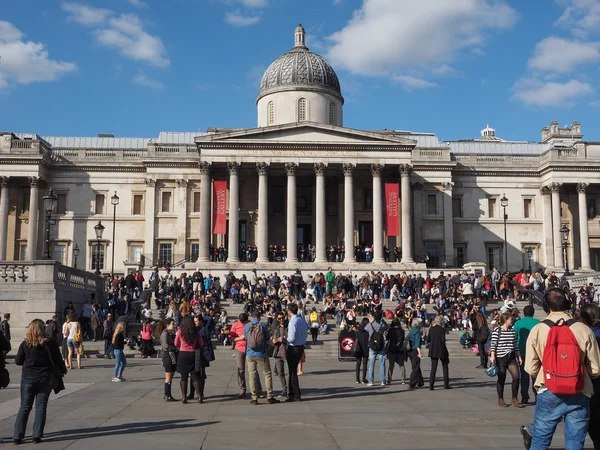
[
  {"left": 385, "top": 183, "right": 400, "bottom": 236},
  {"left": 212, "top": 181, "right": 227, "bottom": 234}
]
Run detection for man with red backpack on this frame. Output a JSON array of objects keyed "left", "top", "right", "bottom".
[{"left": 521, "top": 288, "right": 600, "bottom": 450}]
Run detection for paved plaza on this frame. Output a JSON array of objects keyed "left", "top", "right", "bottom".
[{"left": 0, "top": 333, "right": 593, "bottom": 450}]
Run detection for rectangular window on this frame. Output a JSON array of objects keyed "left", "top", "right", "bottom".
[
  {"left": 426, "top": 243, "right": 440, "bottom": 267},
  {"left": 161, "top": 191, "right": 172, "bottom": 213},
  {"left": 56, "top": 193, "right": 67, "bottom": 214},
  {"left": 523, "top": 198, "right": 532, "bottom": 219},
  {"left": 191, "top": 243, "right": 199, "bottom": 262},
  {"left": 488, "top": 198, "right": 497, "bottom": 218},
  {"left": 487, "top": 245, "right": 502, "bottom": 272},
  {"left": 53, "top": 244, "right": 66, "bottom": 264},
  {"left": 454, "top": 246, "right": 466, "bottom": 268},
  {"left": 129, "top": 245, "right": 143, "bottom": 263},
  {"left": 133, "top": 194, "right": 144, "bottom": 215},
  {"left": 159, "top": 243, "right": 172, "bottom": 266},
  {"left": 192, "top": 191, "right": 201, "bottom": 213},
  {"left": 95, "top": 194, "right": 105, "bottom": 215},
  {"left": 19, "top": 244, "right": 27, "bottom": 261},
  {"left": 452, "top": 197, "right": 462, "bottom": 218},
  {"left": 91, "top": 243, "right": 105, "bottom": 271},
  {"left": 522, "top": 246, "right": 538, "bottom": 272},
  {"left": 427, "top": 194, "right": 437, "bottom": 215}
]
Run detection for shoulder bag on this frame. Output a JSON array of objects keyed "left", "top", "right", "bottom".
[{"left": 44, "top": 344, "right": 66, "bottom": 394}]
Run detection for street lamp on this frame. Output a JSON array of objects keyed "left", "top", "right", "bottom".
[
  {"left": 94, "top": 221, "right": 105, "bottom": 275},
  {"left": 42, "top": 188, "right": 58, "bottom": 259},
  {"left": 560, "top": 224, "right": 571, "bottom": 275},
  {"left": 525, "top": 247, "right": 534, "bottom": 274},
  {"left": 73, "top": 244, "right": 80, "bottom": 270},
  {"left": 110, "top": 191, "right": 119, "bottom": 277},
  {"left": 500, "top": 194, "right": 508, "bottom": 273}
]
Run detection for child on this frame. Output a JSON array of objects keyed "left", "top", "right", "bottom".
[
  {"left": 459, "top": 328, "right": 472, "bottom": 348},
  {"left": 219, "top": 323, "right": 230, "bottom": 346}
]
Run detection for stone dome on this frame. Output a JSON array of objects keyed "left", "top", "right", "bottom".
[{"left": 257, "top": 24, "right": 343, "bottom": 103}]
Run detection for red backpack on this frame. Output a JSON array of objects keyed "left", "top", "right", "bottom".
[{"left": 542, "top": 319, "right": 585, "bottom": 395}]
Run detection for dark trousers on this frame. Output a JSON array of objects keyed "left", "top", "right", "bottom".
[
  {"left": 590, "top": 394, "right": 600, "bottom": 450},
  {"left": 429, "top": 357, "right": 449, "bottom": 388},
  {"left": 14, "top": 375, "right": 53, "bottom": 440},
  {"left": 104, "top": 338, "right": 114, "bottom": 357},
  {"left": 286, "top": 345, "right": 304, "bottom": 400},
  {"left": 519, "top": 364, "right": 536, "bottom": 400},
  {"left": 355, "top": 356, "right": 368, "bottom": 382},
  {"left": 310, "top": 328, "right": 318, "bottom": 343},
  {"left": 477, "top": 340, "right": 488, "bottom": 367},
  {"left": 409, "top": 350, "right": 423, "bottom": 387}
]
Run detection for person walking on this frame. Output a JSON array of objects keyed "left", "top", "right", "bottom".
[
  {"left": 229, "top": 313, "right": 250, "bottom": 399},
  {"left": 103, "top": 313, "right": 114, "bottom": 359},
  {"left": 472, "top": 311, "right": 490, "bottom": 369},
  {"left": 308, "top": 307, "right": 319, "bottom": 344},
  {"left": 428, "top": 316, "right": 451, "bottom": 390},
  {"left": 408, "top": 318, "right": 425, "bottom": 390},
  {"left": 175, "top": 316, "right": 205, "bottom": 404},
  {"left": 13, "top": 319, "right": 67, "bottom": 444},
  {"left": 513, "top": 305, "right": 539, "bottom": 404},
  {"left": 386, "top": 317, "right": 407, "bottom": 385},
  {"left": 0, "top": 313, "right": 11, "bottom": 357},
  {"left": 65, "top": 313, "right": 82, "bottom": 370},
  {"left": 354, "top": 318, "right": 369, "bottom": 384},
  {"left": 580, "top": 303, "right": 600, "bottom": 450},
  {"left": 157, "top": 318, "right": 178, "bottom": 402},
  {"left": 490, "top": 312, "right": 521, "bottom": 408},
  {"left": 271, "top": 312, "right": 288, "bottom": 398},
  {"left": 521, "top": 289, "right": 600, "bottom": 450},
  {"left": 111, "top": 322, "right": 127, "bottom": 382},
  {"left": 286, "top": 303, "right": 307, "bottom": 402},
  {"left": 364, "top": 311, "right": 388, "bottom": 386}
]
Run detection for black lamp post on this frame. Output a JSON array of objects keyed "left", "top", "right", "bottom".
[
  {"left": 526, "top": 247, "right": 533, "bottom": 274},
  {"left": 500, "top": 194, "right": 508, "bottom": 273},
  {"left": 560, "top": 224, "right": 571, "bottom": 275},
  {"left": 94, "top": 221, "right": 105, "bottom": 275},
  {"left": 73, "top": 244, "right": 80, "bottom": 270},
  {"left": 110, "top": 191, "right": 119, "bottom": 277},
  {"left": 42, "top": 188, "right": 58, "bottom": 259}
]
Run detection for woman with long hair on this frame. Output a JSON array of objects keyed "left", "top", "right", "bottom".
[
  {"left": 580, "top": 303, "right": 600, "bottom": 450},
  {"left": 140, "top": 319, "right": 155, "bottom": 358},
  {"left": 65, "top": 313, "right": 82, "bottom": 370},
  {"left": 166, "top": 301, "right": 181, "bottom": 328},
  {"left": 473, "top": 311, "right": 490, "bottom": 369},
  {"left": 353, "top": 318, "right": 370, "bottom": 384},
  {"left": 13, "top": 319, "right": 66, "bottom": 444},
  {"left": 489, "top": 312, "right": 522, "bottom": 408},
  {"left": 175, "top": 316, "right": 205, "bottom": 403},
  {"left": 61, "top": 314, "right": 70, "bottom": 365},
  {"left": 111, "top": 322, "right": 127, "bottom": 382},
  {"left": 156, "top": 318, "right": 178, "bottom": 402}
]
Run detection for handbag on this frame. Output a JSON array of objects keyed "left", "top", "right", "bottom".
[
  {"left": 485, "top": 363, "right": 498, "bottom": 377},
  {"left": 44, "top": 344, "right": 66, "bottom": 394},
  {"left": 168, "top": 350, "right": 177, "bottom": 365},
  {"left": 77, "top": 344, "right": 84, "bottom": 356}
]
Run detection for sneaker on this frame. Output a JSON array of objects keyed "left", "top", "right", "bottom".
[
  {"left": 356, "top": 381, "right": 360, "bottom": 384},
  {"left": 118, "top": 377, "right": 126, "bottom": 382},
  {"left": 520, "top": 425, "right": 532, "bottom": 450},
  {"left": 367, "top": 382, "right": 374, "bottom": 386},
  {"left": 112, "top": 377, "right": 121, "bottom": 382},
  {"left": 381, "top": 382, "right": 386, "bottom": 386}
]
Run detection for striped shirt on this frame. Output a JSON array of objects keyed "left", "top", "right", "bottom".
[{"left": 490, "top": 327, "right": 518, "bottom": 358}]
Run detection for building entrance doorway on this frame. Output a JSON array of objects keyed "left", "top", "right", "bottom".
[{"left": 358, "top": 221, "right": 373, "bottom": 246}]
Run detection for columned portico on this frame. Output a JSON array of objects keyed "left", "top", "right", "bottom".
[
  {"left": 198, "top": 162, "right": 212, "bottom": 263},
  {"left": 400, "top": 165, "right": 414, "bottom": 264},
  {"left": 0, "top": 177, "right": 9, "bottom": 260},
  {"left": 371, "top": 164, "right": 384, "bottom": 263},
  {"left": 578, "top": 182, "right": 592, "bottom": 271},
  {"left": 549, "top": 182, "right": 563, "bottom": 269},
  {"left": 314, "top": 163, "right": 327, "bottom": 263},
  {"left": 285, "top": 163, "right": 298, "bottom": 263},
  {"left": 26, "top": 177, "right": 39, "bottom": 261},
  {"left": 256, "top": 162, "right": 269, "bottom": 262},
  {"left": 342, "top": 163, "right": 355, "bottom": 262},
  {"left": 227, "top": 162, "right": 240, "bottom": 262}
]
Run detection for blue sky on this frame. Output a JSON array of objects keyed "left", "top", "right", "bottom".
[{"left": 1, "top": 0, "right": 600, "bottom": 142}]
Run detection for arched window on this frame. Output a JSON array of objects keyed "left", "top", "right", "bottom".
[
  {"left": 267, "top": 101, "right": 274, "bottom": 125},
  {"left": 328, "top": 102, "right": 335, "bottom": 125},
  {"left": 298, "top": 98, "right": 306, "bottom": 122}
]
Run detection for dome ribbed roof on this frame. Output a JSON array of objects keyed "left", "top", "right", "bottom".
[{"left": 257, "top": 24, "right": 343, "bottom": 103}]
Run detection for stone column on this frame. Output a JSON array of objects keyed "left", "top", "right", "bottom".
[
  {"left": 442, "top": 181, "right": 454, "bottom": 267},
  {"left": 578, "top": 183, "right": 592, "bottom": 270},
  {"left": 144, "top": 178, "right": 157, "bottom": 263},
  {"left": 198, "top": 162, "right": 212, "bottom": 263},
  {"left": 285, "top": 163, "right": 298, "bottom": 263},
  {"left": 343, "top": 163, "right": 356, "bottom": 262},
  {"left": 315, "top": 163, "right": 327, "bottom": 263},
  {"left": 412, "top": 182, "right": 424, "bottom": 262},
  {"left": 400, "top": 165, "right": 414, "bottom": 263},
  {"left": 541, "top": 187, "right": 554, "bottom": 268},
  {"left": 26, "top": 177, "right": 40, "bottom": 261},
  {"left": 372, "top": 164, "right": 384, "bottom": 263},
  {"left": 550, "top": 182, "right": 563, "bottom": 269},
  {"left": 175, "top": 179, "right": 188, "bottom": 260},
  {"left": 0, "top": 177, "right": 9, "bottom": 260},
  {"left": 227, "top": 162, "right": 240, "bottom": 262},
  {"left": 256, "top": 162, "right": 269, "bottom": 262}
]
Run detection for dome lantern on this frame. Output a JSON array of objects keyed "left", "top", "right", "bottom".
[{"left": 294, "top": 23, "right": 306, "bottom": 49}]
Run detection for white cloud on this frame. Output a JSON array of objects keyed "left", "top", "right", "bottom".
[
  {"left": 63, "top": 3, "right": 169, "bottom": 67},
  {"left": 231, "top": 0, "right": 268, "bottom": 7},
  {"left": 392, "top": 75, "right": 437, "bottom": 90},
  {"left": 132, "top": 72, "right": 164, "bottom": 89},
  {"left": 555, "top": 0, "right": 600, "bottom": 37},
  {"left": 512, "top": 78, "right": 594, "bottom": 107},
  {"left": 225, "top": 10, "right": 261, "bottom": 27},
  {"left": 62, "top": 2, "right": 112, "bottom": 25},
  {"left": 126, "top": 0, "right": 148, "bottom": 8},
  {"left": 0, "top": 20, "right": 76, "bottom": 90},
  {"left": 326, "top": 0, "right": 517, "bottom": 77},
  {"left": 528, "top": 36, "right": 600, "bottom": 73}
]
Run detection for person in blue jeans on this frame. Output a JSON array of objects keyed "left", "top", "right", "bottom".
[
  {"left": 111, "top": 322, "right": 127, "bottom": 382},
  {"left": 364, "top": 311, "right": 389, "bottom": 386}
]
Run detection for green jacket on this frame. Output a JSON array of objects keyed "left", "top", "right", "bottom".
[{"left": 513, "top": 316, "right": 539, "bottom": 356}]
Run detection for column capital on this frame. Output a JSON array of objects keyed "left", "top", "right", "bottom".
[
  {"left": 176, "top": 179, "right": 188, "bottom": 188},
  {"left": 314, "top": 162, "right": 327, "bottom": 176},
  {"left": 256, "top": 162, "right": 269, "bottom": 175},
  {"left": 548, "top": 182, "right": 562, "bottom": 193},
  {"left": 411, "top": 181, "right": 424, "bottom": 189},
  {"left": 285, "top": 162, "right": 298, "bottom": 175},
  {"left": 441, "top": 181, "right": 454, "bottom": 191},
  {"left": 540, "top": 185, "right": 550, "bottom": 195},
  {"left": 370, "top": 163, "right": 384, "bottom": 176},
  {"left": 577, "top": 182, "right": 589, "bottom": 193},
  {"left": 144, "top": 178, "right": 156, "bottom": 187},
  {"left": 399, "top": 164, "right": 413, "bottom": 176},
  {"left": 0, "top": 176, "right": 10, "bottom": 187},
  {"left": 227, "top": 162, "right": 241, "bottom": 175},
  {"left": 342, "top": 163, "right": 356, "bottom": 176},
  {"left": 199, "top": 161, "right": 212, "bottom": 175},
  {"left": 28, "top": 176, "right": 40, "bottom": 187}
]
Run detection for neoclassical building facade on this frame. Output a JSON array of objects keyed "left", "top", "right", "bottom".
[{"left": 1, "top": 25, "right": 600, "bottom": 275}]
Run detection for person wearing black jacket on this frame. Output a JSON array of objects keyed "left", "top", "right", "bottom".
[
  {"left": 353, "top": 318, "right": 369, "bottom": 384},
  {"left": 472, "top": 311, "right": 490, "bottom": 369},
  {"left": 13, "top": 319, "right": 67, "bottom": 444},
  {"left": 386, "top": 318, "right": 407, "bottom": 384},
  {"left": 428, "top": 316, "right": 451, "bottom": 390}
]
